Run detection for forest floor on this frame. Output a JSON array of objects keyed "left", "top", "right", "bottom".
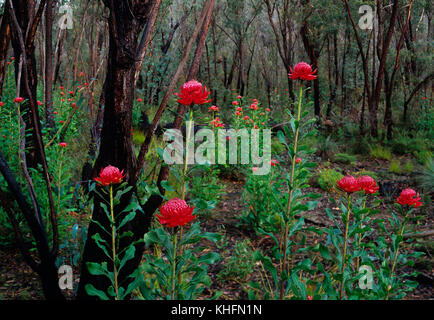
[{"left": 0, "top": 159, "right": 433, "bottom": 300}]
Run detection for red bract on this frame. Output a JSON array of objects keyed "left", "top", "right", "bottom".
[
  {"left": 174, "top": 80, "right": 211, "bottom": 106},
  {"left": 157, "top": 198, "right": 196, "bottom": 228},
  {"left": 357, "top": 176, "right": 379, "bottom": 194},
  {"left": 59, "top": 142, "right": 67, "bottom": 148},
  {"left": 397, "top": 188, "right": 422, "bottom": 208},
  {"left": 94, "top": 165, "right": 125, "bottom": 186},
  {"left": 295, "top": 158, "right": 302, "bottom": 164},
  {"left": 0, "top": 101, "right": 4, "bottom": 107},
  {"left": 289, "top": 62, "right": 317, "bottom": 81},
  {"left": 232, "top": 101, "right": 239, "bottom": 106},
  {"left": 14, "top": 97, "right": 24, "bottom": 103},
  {"left": 337, "top": 175, "right": 361, "bottom": 193}
]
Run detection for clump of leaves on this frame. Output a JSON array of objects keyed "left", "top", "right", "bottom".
[
  {"left": 416, "top": 158, "right": 434, "bottom": 193},
  {"left": 333, "top": 153, "right": 357, "bottom": 165},
  {"left": 389, "top": 160, "right": 402, "bottom": 174},
  {"left": 317, "top": 168, "right": 344, "bottom": 192},
  {"left": 217, "top": 240, "right": 255, "bottom": 282},
  {"left": 370, "top": 145, "right": 391, "bottom": 161}
]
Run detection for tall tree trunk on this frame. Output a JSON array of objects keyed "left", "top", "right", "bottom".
[
  {"left": 44, "top": 0, "right": 55, "bottom": 133},
  {"left": 9, "top": 0, "right": 41, "bottom": 168},
  {"left": 77, "top": 0, "right": 156, "bottom": 300},
  {"left": 0, "top": 6, "right": 11, "bottom": 97}
]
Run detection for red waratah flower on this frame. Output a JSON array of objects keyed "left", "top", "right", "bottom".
[
  {"left": 243, "top": 116, "right": 250, "bottom": 120},
  {"left": 295, "top": 158, "right": 302, "bottom": 164},
  {"left": 72, "top": 103, "right": 76, "bottom": 108},
  {"left": 289, "top": 62, "right": 317, "bottom": 81},
  {"left": 37, "top": 100, "right": 42, "bottom": 106},
  {"left": 54, "top": 111, "right": 58, "bottom": 115},
  {"left": 397, "top": 188, "right": 422, "bottom": 208},
  {"left": 253, "top": 99, "right": 258, "bottom": 103},
  {"left": 236, "top": 107, "right": 242, "bottom": 112},
  {"left": 59, "top": 120, "right": 64, "bottom": 124},
  {"left": 252, "top": 167, "right": 258, "bottom": 172},
  {"left": 137, "top": 98, "right": 143, "bottom": 102},
  {"left": 60, "top": 86, "right": 64, "bottom": 90},
  {"left": 357, "top": 176, "right": 379, "bottom": 194},
  {"left": 266, "top": 108, "right": 271, "bottom": 112},
  {"left": 58, "top": 142, "right": 67, "bottom": 148},
  {"left": 0, "top": 101, "right": 4, "bottom": 107},
  {"left": 236, "top": 95, "right": 242, "bottom": 99},
  {"left": 14, "top": 97, "right": 24, "bottom": 103},
  {"left": 208, "top": 105, "right": 219, "bottom": 112},
  {"left": 94, "top": 165, "right": 125, "bottom": 186},
  {"left": 69, "top": 91, "right": 74, "bottom": 95},
  {"left": 174, "top": 80, "right": 211, "bottom": 106},
  {"left": 156, "top": 198, "right": 196, "bottom": 228},
  {"left": 337, "top": 175, "right": 361, "bottom": 193},
  {"left": 232, "top": 101, "right": 239, "bottom": 106},
  {"left": 235, "top": 111, "right": 241, "bottom": 116}
]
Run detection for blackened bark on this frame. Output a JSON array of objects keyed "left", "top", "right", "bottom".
[
  {"left": 0, "top": 6, "right": 11, "bottom": 97},
  {"left": 9, "top": 0, "right": 41, "bottom": 168},
  {"left": 77, "top": 0, "right": 156, "bottom": 300},
  {"left": 44, "top": 0, "right": 55, "bottom": 133}
]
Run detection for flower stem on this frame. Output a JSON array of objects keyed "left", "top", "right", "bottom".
[
  {"left": 280, "top": 84, "right": 303, "bottom": 300},
  {"left": 355, "top": 198, "right": 366, "bottom": 272},
  {"left": 171, "top": 230, "right": 178, "bottom": 300},
  {"left": 386, "top": 211, "right": 407, "bottom": 300},
  {"left": 110, "top": 185, "right": 119, "bottom": 300},
  {"left": 181, "top": 108, "right": 194, "bottom": 200},
  {"left": 339, "top": 194, "right": 352, "bottom": 300}
]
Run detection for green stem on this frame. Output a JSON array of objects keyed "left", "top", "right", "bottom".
[
  {"left": 57, "top": 149, "right": 63, "bottom": 214},
  {"left": 339, "top": 194, "right": 352, "bottom": 300},
  {"left": 171, "top": 230, "right": 178, "bottom": 300},
  {"left": 280, "top": 84, "right": 303, "bottom": 300},
  {"left": 355, "top": 198, "right": 366, "bottom": 272},
  {"left": 110, "top": 185, "right": 119, "bottom": 300},
  {"left": 181, "top": 108, "right": 194, "bottom": 200},
  {"left": 386, "top": 212, "right": 407, "bottom": 300}
]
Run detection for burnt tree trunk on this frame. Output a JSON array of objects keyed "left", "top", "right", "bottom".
[
  {"left": 0, "top": 5, "right": 11, "bottom": 97},
  {"left": 9, "top": 0, "right": 41, "bottom": 168},
  {"left": 77, "top": 0, "right": 156, "bottom": 300}
]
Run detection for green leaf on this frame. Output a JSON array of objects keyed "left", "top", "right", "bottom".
[
  {"left": 85, "top": 284, "right": 109, "bottom": 300},
  {"left": 161, "top": 180, "right": 175, "bottom": 191}
]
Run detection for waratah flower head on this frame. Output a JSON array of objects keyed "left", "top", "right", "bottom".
[
  {"left": 156, "top": 198, "right": 196, "bottom": 228},
  {"left": 357, "top": 176, "right": 379, "bottom": 194},
  {"left": 397, "top": 188, "right": 422, "bottom": 208},
  {"left": 174, "top": 80, "right": 211, "bottom": 106},
  {"left": 94, "top": 165, "right": 125, "bottom": 186},
  {"left": 289, "top": 62, "right": 317, "bottom": 81},
  {"left": 337, "top": 175, "right": 361, "bottom": 193}
]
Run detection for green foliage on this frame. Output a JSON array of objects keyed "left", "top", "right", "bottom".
[
  {"left": 370, "top": 145, "right": 392, "bottom": 161},
  {"left": 271, "top": 138, "right": 285, "bottom": 155},
  {"left": 416, "top": 158, "right": 434, "bottom": 193},
  {"left": 189, "top": 164, "right": 224, "bottom": 217},
  {"left": 333, "top": 153, "right": 357, "bottom": 165},
  {"left": 317, "top": 135, "right": 338, "bottom": 159},
  {"left": 217, "top": 240, "right": 255, "bottom": 282},
  {"left": 85, "top": 183, "right": 143, "bottom": 300},
  {"left": 389, "top": 160, "right": 402, "bottom": 174},
  {"left": 317, "top": 168, "right": 344, "bottom": 192},
  {"left": 414, "top": 150, "right": 433, "bottom": 165},
  {"left": 138, "top": 222, "right": 221, "bottom": 300}
]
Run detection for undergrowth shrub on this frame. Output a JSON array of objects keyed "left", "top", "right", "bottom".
[
  {"left": 333, "top": 153, "right": 357, "bottom": 165},
  {"left": 370, "top": 145, "right": 391, "bottom": 161},
  {"left": 217, "top": 239, "right": 255, "bottom": 282},
  {"left": 317, "top": 168, "right": 343, "bottom": 191}
]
